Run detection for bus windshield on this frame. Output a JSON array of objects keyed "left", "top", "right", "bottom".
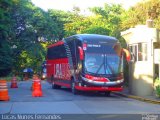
[{"left": 84, "top": 43, "right": 122, "bottom": 75}]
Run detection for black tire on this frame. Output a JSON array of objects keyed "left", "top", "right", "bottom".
[
  {"left": 104, "top": 91, "right": 111, "bottom": 96},
  {"left": 52, "top": 82, "right": 61, "bottom": 89},
  {"left": 51, "top": 76, "right": 61, "bottom": 89},
  {"left": 71, "top": 79, "right": 78, "bottom": 95}
]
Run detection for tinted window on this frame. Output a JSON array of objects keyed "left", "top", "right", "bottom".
[
  {"left": 85, "top": 52, "right": 122, "bottom": 75},
  {"left": 47, "top": 45, "right": 67, "bottom": 60},
  {"left": 84, "top": 43, "right": 117, "bottom": 54}
]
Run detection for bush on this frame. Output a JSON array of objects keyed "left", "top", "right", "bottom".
[
  {"left": 154, "top": 78, "right": 160, "bottom": 98},
  {"left": 156, "top": 86, "right": 160, "bottom": 98}
]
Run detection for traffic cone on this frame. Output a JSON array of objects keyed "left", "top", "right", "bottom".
[
  {"left": 0, "top": 80, "right": 10, "bottom": 101},
  {"left": 10, "top": 76, "right": 18, "bottom": 88},
  {"left": 32, "top": 82, "right": 43, "bottom": 97},
  {"left": 31, "top": 74, "right": 41, "bottom": 91},
  {"left": 32, "top": 74, "right": 42, "bottom": 97}
]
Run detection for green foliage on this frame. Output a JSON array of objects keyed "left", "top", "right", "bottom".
[
  {"left": 0, "top": 0, "right": 64, "bottom": 76},
  {"left": 64, "top": 14, "right": 110, "bottom": 37},
  {"left": 1, "top": 0, "right": 160, "bottom": 77},
  {"left": 64, "top": 3, "right": 125, "bottom": 40},
  {"left": 154, "top": 78, "right": 160, "bottom": 97},
  {"left": 8, "top": 0, "right": 47, "bottom": 74},
  {"left": 0, "top": 41, "right": 13, "bottom": 76},
  {"left": 64, "top": 12, "right": 86, "bottom": 36},
  {"left": 121, "top": 0, "right": 160, "bottom": 30},
  {"left": 81, "top": 26, "right": 110, "bottom": 35},
  {"left": 156, "top": 86, "right": 160, "bottom": 98},
  {"left": 0, "top": 0, "right": 14, "bottom": 76},
  {"left": 90, "top": 4, "right": 124, "bottom": 39},
  {"left": 48, "top": 9, "right": 74, "bottom": 39}
]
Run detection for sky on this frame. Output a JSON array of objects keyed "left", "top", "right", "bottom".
[{"left": 31, "top": 0, "right": 143, "bottom": 15}]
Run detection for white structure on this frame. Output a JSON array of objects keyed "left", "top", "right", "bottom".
[{"left": 121, "top": 22, "right": 160, "bottom": 97}]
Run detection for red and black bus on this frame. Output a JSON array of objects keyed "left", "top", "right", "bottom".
[{"left": 46, "top": 34, "right": 130, "bottom": 95}]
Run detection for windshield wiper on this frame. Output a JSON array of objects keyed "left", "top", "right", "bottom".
[
  {"left": 95, "top": 62, "right": 104, "bottom": 74},
  {"left": 95, "top": 56, "right": 105, "bottom": 74},
  {"left": 105, "top": 55, "right": 113, "bottom": 74},
  {"left": 106, "top": 55, "right": 120, "bottom": 74}
]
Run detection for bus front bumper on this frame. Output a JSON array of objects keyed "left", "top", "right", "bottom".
[
  {"left": 75, "top": 86, "right": 123, "bottom": 91},
  {"left": 81, "top": 76, "right": 124, "bottom": 87}
]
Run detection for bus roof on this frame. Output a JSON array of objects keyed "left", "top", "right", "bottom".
[
  {"left": 48, "top": 34, "right": 118, "bottom": 48},
  {"left": 65, "top": 34, "right": 118, "bottom": 42}
]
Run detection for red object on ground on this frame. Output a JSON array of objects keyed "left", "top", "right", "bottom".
[
  {"left": 32, "top": 75, "right": 42, "bottom": 97},
  {"left": 32, "top": 82, "right": 43, "bottom": 97},
  {"left": 10, "top": 76, "right": 18, "bottom": 88},
  {"left": 31, "top": 75, "right": 41, "bottom": 91},
  {"left": 0, "top": 80, "right": 10, "bottom": 101}
]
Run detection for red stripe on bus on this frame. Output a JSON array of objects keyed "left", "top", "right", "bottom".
[{"left": 75, "top": 86, "right": 123, "bottom": 91}]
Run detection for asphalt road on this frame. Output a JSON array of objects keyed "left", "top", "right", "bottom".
[{"left": 0, "top": 80, "right": 160, "bottom": 120}]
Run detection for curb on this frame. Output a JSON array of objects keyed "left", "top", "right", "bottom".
[{"left": 113, "top": 92, "right": 160, "bottom": 105}]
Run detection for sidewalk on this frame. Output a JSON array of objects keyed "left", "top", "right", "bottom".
[{"left": 113, "top": 87, "right": 160, "bottom": 104}]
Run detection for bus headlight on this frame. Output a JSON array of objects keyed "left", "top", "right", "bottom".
[{"left": 116, "top": 79, "right": 123, "bottom": 83}]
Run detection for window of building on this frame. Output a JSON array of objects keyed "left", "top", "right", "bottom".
[
  {"left": 129, "top": 43, "right": 147, "bottom": 61},
  {"left": 129, "top": 44, "right": 137, "bottom": 61}
]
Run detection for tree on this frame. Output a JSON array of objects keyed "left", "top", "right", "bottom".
[
  {"left": 90, "top": 3, "right": 125, "bottom": 39},
  {"left": 64, "top": 12, "right": 110, "bottom": 36},
  {"left": 48, "top": 9, "right": 76, "bottom": 39},
  {"left": 0, "top": 0, "right": 15, "bottom": 76},
  {"left": 0, "top": 0, "right": 78, "bottom": 76},
  {"left": 121, "top": 0, "right": 160, "bottom": 30},
  {"left": 0, "top": 0, "right": 59, "bottom": 76},
  {"left": 64, "top": 3, "right": 126, "bottom": 48}
]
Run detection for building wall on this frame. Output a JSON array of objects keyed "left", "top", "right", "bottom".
[
  {"left": 129, "top": 61, "right": 154, "bottom": 96},
  {"left": 121, "top": 25, "right": 160, "bottom": 97}
]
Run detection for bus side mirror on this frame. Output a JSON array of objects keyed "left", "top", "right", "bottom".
[
  {"left": 122, "top": 48, "right": 131, "bottom": 62},
  {"left": 113, "top": 43, "right": 122, "bottom": 57},
  {"left": 78, "top": 47, "right": 84, "bottom": 60}
]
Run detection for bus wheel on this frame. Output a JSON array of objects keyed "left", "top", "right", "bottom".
[
  {"left": 51, "top": 76, "right": 61, "bottom": 89},
  {"left": 104, "top": 91, "right": 111, "bottom": 96},
  {"left": 52, "top": 82, "right": 61, "bottom": 89},
  {"left": 71, "top": 79, "right": 78, "bottom": 95}
]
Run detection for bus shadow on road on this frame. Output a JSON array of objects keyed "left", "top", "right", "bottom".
[{"left": 55, "top": 87, "right": 120, "bottom": 98}]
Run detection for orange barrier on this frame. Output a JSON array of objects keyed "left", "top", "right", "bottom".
[
  {"left": 31, "top": 74, "right": 41, "bottom": 91},
  {"left": 10, "top": 76, "right": 18, "bottom": 88},
  {"left": 0, "top": 80, "right": 10, "bottom": 101},
  {"left": 32, "top": 74, "right": 42, "bottom": 97},
  {"left": 123, "top": 48, "right": 131, "bottom": 62},
  {"left": 32, "top": 82, "right": 43, "bottom": 97}
]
